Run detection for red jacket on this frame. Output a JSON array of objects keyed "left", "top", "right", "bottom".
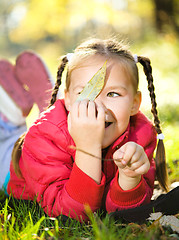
[{"left": 8, "top": 99, "right": 157, "bottom": 221}]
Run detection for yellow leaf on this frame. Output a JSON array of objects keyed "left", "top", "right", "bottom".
[{"left": 76, "top": 61, "right": 107, "bottom": 101}]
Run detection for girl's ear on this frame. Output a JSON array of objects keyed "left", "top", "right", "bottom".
[
  {"left": 64, "top": 89, "right": 70, "bottom": 111},
  {"left": 130, "top": 91, "right": 141, "bottom": 116}
]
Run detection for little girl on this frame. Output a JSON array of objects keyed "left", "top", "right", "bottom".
[{"left": 7, "top": 38, "right": 168, "bottom": 222}]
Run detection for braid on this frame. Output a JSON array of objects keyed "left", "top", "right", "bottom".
[
  {"left": 48, "top": 56, "right": 68, "bottom": 108},
  {"left": 138, "top": 57, "right": 161, "bottom": 133},
  {"left": 12, "top": 132, "right": 26, "bottom": 178},
  {"left": 138, "top": 56, "right": 168, "bottom": 192}
]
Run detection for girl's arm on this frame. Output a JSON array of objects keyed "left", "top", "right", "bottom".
[
  {"left": 105, "top": 117, "right": 157, "bottom": 212},
  {"left": 105, "top": 160, "right": 155, "bottom": 212},
  {"left": 67, "top": 100, "right": 105, "bottom": 184}
]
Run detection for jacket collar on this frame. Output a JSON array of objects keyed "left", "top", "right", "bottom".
[{"left": 107, "top": 123, "right": 130, "bottom": 155}]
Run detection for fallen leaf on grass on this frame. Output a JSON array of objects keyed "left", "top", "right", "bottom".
[{"left": 148, "top": 212, "right": 179, "bottom": 233}]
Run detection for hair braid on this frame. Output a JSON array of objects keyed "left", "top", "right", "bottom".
[
  {"left": 138, "top": 57, "right": 161, "bottom": 133},
  {"left": 11, "top": 132, "right": 26, "bottom": 178},
  {"left": 48, "top": 56, "right": 68, "bottom": 108},
  {"left": 138, "top": 56, "right": 168, "bottom": 192}
]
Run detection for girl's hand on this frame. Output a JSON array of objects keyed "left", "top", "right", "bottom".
[
  {"left": 68, "top": 100, "right": 105, "bottom": 151},
  {"left": 67, "top": 100, "right": 105, "bottom": 184},
  {"left": 113, "top": 142, "right": 150, "bottom": 190}
]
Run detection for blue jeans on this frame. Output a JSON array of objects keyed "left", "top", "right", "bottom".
[{"left": 3, "top": 171, "right": 10, "bottom": 195}]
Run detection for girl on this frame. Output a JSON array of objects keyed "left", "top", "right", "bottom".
[{"left": 7, "top": 38, "right": 168, "bottom": 222}]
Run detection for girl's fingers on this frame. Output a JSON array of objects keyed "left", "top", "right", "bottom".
[
  {"left": 78, "top": 100, "right": 88, "bottom": 118},
  {"left": 129, "top": 147, "right": 148, "bottom": 170},
  {"left": 70, "top": 101, "right": 80, "bottom": 118},
  {"left": 88, "top": 101, "right": 96, "bottom": 118},
  {"left": 115, "top": 161, "right": 126, "bottom": 169},
  {"left": 88, "top": 101, "right": 105, "bottom": 123},
  {"left": 134, "top": 161, "right": 150, "bottom": 175},
  {"left": 113, "top": 149, "right": 124, "bottom": 160},
  {"left": 123, "top": 143, "right": 145, "bottom": 165},
  {"left": 113, "top": 150, "right": 125, "bottom": 168},
  {"left": 124, "top": 152, "right": 150, "bottom": 174},
  {"left": 96, "top": 105, "right": 105, "bottom": 122},
  {"left": 120, "top": 143, "right": 136, "bottom": 165},
  {"left": 128, "top": 155, "right": 145, "bottom": 171},
  {"left": 129, "top": 149, "right": 143, "bottom": 164}
]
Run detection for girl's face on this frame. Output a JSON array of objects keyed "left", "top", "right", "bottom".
[{"left": 65, "top": 56, "right": 141, "bottom": 148}]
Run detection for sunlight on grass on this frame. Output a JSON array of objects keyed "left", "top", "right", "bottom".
[
  {"left": 132, "top": 35, "right": 179, "bottom": 111},
  {"left": 164, "top": 124, "right": 179, "bottom": 181},
  {"left": 0, "top": 196, "right": 177, "bottom": 240}
]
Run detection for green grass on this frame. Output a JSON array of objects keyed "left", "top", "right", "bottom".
[{"left": 0, "top": 193, "right": 178, "bottom": 240}]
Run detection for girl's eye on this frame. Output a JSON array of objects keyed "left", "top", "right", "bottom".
[
  {"left": 107, "top": 92, "right": 120, "bottom": 97},
  {"left": 77, "top": 90, "right": 82, "bottom": 95}
]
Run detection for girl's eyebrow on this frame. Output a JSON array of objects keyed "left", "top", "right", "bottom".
[
  {"left": 73, "top": 84, "right": 128, "bottom": 92},
  {"left": 106, "top": 85, "right": 127, "bottom": 91},
  {"left": 73, "top": 85, "right": 85, "bottom": 91}
]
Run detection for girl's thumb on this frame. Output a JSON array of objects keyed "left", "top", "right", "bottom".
[{"left": 113, "top": 149, "right": 124, "bottom": 161}]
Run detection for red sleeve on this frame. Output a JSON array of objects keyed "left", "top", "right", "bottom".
[
  {"left": 66, "top": 163, "right": 106, "bottom": 207},
  {"left": 110, "top": 172, "right": 146, "bottom": 206},
  {"left": 106, "top": 161, "right": 155, "bottom": 212}
]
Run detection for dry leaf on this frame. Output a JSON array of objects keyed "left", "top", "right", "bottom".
[
  {"left": 148, "top": 212, "right": 179, "bottom": 233},
  {"left": 76, "top": 61, "right": 107, "bottom": 101}
]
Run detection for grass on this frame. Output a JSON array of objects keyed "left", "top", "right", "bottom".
[{"left": 0, "top": 192, "right": 178, "bottom": 240}]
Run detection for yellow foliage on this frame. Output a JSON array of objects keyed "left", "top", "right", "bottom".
[
  {"left": 9, "top": 0, "right": 124, "bottom": 43},
  {"left": 10, "top": 0, "right": 70, "bottom": 41}
]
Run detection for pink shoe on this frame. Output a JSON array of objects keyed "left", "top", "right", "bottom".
[
  {"left": 15, "top": 51, "right": 53, "bottom": 112},
  {"left": 0, "top": 59, "right": 33, "bottom": 116}
]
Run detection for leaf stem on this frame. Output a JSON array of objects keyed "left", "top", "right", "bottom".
[{"left": 69, "top": 145, "right": 122, "bottom": 162}]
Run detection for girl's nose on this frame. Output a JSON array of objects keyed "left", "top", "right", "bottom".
[
  {"left": 94, "top": 96, "right": 107, "bottom": 112},
  {"left": 94, "top": 94, "right": 102, "bottom": 104}
]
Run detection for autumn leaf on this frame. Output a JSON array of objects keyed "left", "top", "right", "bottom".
[
  {"left": 76, "top": 61, "right": 107, "bottom": 101},
  {"left": 148, "top": 212, "right": 179, "bottom": 233}
]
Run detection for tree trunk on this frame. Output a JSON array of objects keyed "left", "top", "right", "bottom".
[{"left": 153, "top": 0, "right": 179, "bottom": 34}]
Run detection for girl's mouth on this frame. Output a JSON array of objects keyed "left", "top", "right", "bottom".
[{"left": 105, "top": 122, "right": 112, "bottom": 128}]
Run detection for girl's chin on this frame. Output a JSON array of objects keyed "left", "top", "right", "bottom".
[{"left": 102, "top": 138, "right": 114, "bottom": 149}]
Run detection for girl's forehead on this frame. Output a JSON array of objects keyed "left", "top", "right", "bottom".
[
  {"left": 72, "top": 54, "right": 108, "bottom": 69},
  {"left": 69, "top": 56, "right": 132, "bottom": 90},
  {"left": 69, "top": 56, "right": 107, "bottom": 85}
]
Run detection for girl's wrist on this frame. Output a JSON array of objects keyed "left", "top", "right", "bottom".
[
  {"left": 75, "top": 142, "right": 102, "bottom": 153},
  {"left": 75, "top": 147, "right": 102, "bottom": 184},
  {"left": 118, "top": 171, "right": 141, "bottom": 191}
]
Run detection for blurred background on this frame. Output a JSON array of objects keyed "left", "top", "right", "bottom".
[{"left": 0, "top": 0, "right": 178, "bottom": 181}]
